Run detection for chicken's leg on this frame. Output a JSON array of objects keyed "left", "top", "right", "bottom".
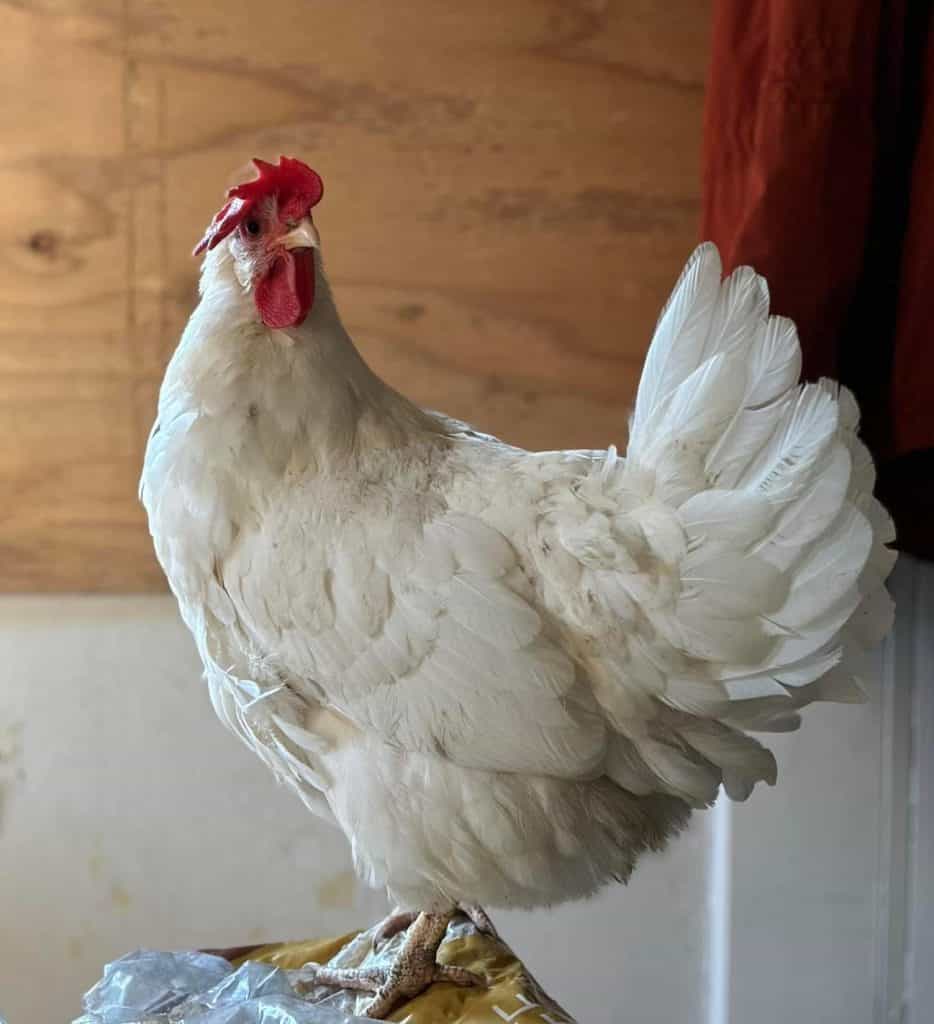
[
  {"left": 373, "top": 903, "right": 499, "bottom": 949},
  {"left": 296, "top": 910, "right": 484, "bottom": 1019}
]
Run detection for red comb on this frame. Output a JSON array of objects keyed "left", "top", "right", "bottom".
[{"left": 193, "top": 156, "right": 324, "bottom": 256}]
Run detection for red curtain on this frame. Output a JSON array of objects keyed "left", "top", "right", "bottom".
[{"left": 702, "top": 0, "right": 934, "bottom": 558}]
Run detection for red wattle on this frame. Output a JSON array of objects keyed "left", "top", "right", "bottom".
[{"left": 255, "top": 249, "right": 315, "bottom": 329}]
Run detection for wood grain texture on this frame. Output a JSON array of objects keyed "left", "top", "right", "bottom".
[{"left": 0, "top": 0, "right": 710, "bottom": 591}]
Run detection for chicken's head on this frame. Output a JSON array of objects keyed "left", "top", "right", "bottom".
[{"left": 194, "top": 156, "right": 324, "bottom": 330}]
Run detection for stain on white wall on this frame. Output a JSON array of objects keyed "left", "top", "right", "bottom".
[{"left": 0, "top": 720, "right": 23, "bottom": 833}]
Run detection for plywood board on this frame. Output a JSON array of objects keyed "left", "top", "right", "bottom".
[{"left": 0, "top": 0, "right": 710, "bottom": 590}]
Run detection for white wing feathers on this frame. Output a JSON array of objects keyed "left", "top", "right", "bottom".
[
  {"left": 543, "top": 242, "right": 895, "bottom": 806},
  {"left": 232, "top": 508, "right": 608, "bottom": 786}
]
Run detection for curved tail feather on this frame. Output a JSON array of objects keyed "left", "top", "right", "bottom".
[{"left": 567, "top": 243, "right": 896, "bottom": 807}]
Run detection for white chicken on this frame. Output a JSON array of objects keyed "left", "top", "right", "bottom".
[{"left": 141, "top": 157, "right": 896, "bottom": 1017}]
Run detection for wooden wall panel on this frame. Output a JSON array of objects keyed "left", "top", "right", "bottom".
[{"left": 0, "top": 0, "right": 710, "bottom": 591}]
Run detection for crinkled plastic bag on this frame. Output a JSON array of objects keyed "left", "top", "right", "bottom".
[
  {"left": 76, "top": 950, "right": 232, "bottom": 1021},
  {"left": 74, "top": 951, "right": 371, "bottom": 1024},
  {"left": 179, "top": 960, "right": 295, "bottom": 1010},
  {"left": 75, "top": 915, "right": 576, "bottom": 1023}
]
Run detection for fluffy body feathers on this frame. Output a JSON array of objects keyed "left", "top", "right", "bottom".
[{"left": 142, "top": 237, "right": 895, "bottom": 912}]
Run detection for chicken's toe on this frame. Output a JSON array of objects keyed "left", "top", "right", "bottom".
[
  {"left": 362, "top": 961, "right": 483, "bottom": 1018},
  {"left": 372, "top": 908, "right": 419, "bottom": 951}
]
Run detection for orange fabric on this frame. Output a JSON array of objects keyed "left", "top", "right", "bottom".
[
  {"left": 702, "top": 0, "right": 882, "bottom": 382},
  {"left": 702, "top": 0, "right": 934, "bottom": 557},
  {"left": 892, "top": 27, "right": 934, "bottom": 458}
]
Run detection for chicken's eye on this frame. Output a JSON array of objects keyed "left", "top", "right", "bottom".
[{"left": 243, "top": 219, "right": 262, "bottom": 238}]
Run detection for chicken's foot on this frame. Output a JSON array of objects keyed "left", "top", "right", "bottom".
[{"left": 296, "top": 910, "right": 484, "bottom": 1019}]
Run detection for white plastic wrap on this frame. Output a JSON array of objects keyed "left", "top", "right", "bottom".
[{"left": 73, "top": 950, "right": 375, "bottom": 1024}]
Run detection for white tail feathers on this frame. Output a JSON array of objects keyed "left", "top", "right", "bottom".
[{"left": 596, "top": 243, "right": 896, "bottom": 808}]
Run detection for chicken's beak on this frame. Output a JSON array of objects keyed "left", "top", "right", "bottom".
[{"left": 280, "top": 216, "right": 320, "bottom": 251}]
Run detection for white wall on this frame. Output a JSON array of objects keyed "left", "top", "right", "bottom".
[
  {"left": 0, "top": 598, "right": 387, "bottom": 1024},
  {"left": 0, "top": 562, "right": 927, "bottom": 1023}
]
